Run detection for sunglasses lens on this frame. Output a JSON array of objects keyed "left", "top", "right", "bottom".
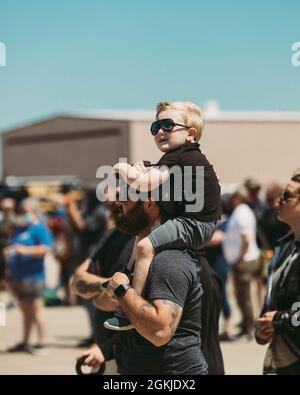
[
  {"left": 281, "top": 190, "right": 296, "bottom": 201},
  {"left": 150, "top": 121, "right": 160, "bottom": 136},
  {"left": 161, "top": 118, "right": 174, "bottom": 132}
]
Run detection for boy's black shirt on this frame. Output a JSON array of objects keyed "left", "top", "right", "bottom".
[{"left": 156, "top": 142, "right": 220, "bottom": 222}]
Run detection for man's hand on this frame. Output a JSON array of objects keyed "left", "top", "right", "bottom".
[
  {"left": 77, "top": 345, "right": 105, "bottom": 369},
  {"left": 233, "top": 259, "right": 243, "bottom": 270},
  {"left": 107, "top": 272, "right": 130, "bottom": 298},
  {"left": 257, "top": 311, "right": 277, "bottom": 343}
]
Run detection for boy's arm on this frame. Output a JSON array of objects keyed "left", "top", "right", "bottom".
[{"left": 113, "top": 162, "right": 169, "bottom": 192}]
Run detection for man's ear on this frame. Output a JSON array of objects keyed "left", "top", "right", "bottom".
[
  {"left": 187, "top": 127, "right": 197, "bottom": 142},
  {"left": 144, "top": 198, "right": 156, "bottom": 213}
]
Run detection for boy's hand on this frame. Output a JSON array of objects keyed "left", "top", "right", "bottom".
[
  {"left": 133, "top": 161, "right": 149, "bottom": 173},
  {"left": 113, "top": 163, "right": 138, "bottom": 180}
]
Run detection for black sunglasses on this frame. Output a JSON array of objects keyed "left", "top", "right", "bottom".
[
  {"left": 280, "top": 190, "right": 299, "bottom": 202},
  {"left": 150, "top": 118, "right": 190, "bottom": 136}
]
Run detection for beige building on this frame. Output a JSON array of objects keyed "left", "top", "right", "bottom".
[{"left": 1, "top": 108, "right": 299, "bottom": 188}]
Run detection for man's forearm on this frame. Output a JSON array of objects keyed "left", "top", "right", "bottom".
[
  {"left": 20, "top": 245, "right": 50, "bottom": 258},
  {"left": 71, "top": 271, "right": 108, "bottom": 299},
  {"left": 119, "top": 288, "right": 170, "bottom": 346}
]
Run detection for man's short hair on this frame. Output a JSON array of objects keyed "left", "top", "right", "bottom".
[
  {"left": 21, "top": 197, "right": 41, "bottom": 215},
  {"left": 231, "top": 185, "right": 249, "bottom": 203},
  {"left": 156, "top": 101, "right": 204, "bottom": 142}
]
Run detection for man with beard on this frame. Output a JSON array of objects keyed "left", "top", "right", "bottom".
[{"left": 92, "top": 189, "right": 208, "bottom": 375}]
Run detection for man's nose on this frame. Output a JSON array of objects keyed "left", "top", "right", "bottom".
[{"left": 115, "top": 185, "right": 121, "bottom": 199}]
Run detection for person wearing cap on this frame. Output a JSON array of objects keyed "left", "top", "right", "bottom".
[
  {"left": 255, "top": 172, "right": 300, "bottom": 375},
  {"left": 244, "top": 177, "right": 265, "bottom": 220},
  {"left": 223, "top": 185, "right": 261, "bottom": 339}
]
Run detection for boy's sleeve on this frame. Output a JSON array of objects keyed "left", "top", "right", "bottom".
[{"left": 148, "top": 217, "right": 214, "bottom": 253}]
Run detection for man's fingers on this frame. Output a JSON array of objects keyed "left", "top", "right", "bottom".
[
  {"left": 84, "top": 353, "right": 94, "bottom": 365},
  {"left": 90, "top": 359, "right": 101, "bottom": 369},
  {"left": 76, "top": 350, "right": 89, "bottom": 361}
]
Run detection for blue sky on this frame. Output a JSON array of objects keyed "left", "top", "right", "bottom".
[{"left": 0, "top": 0, "right": 300, "bottom": 131}]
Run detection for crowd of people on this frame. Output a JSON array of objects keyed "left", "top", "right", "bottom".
[
  {"left": 0, "top": 101, "right": 299, "bottom": 375},
  {"left": 0, "top": 187, "right": 109, "bottom": 353}
]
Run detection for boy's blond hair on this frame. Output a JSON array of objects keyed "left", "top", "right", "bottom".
[{"left": 156, "top": 101, "right": 204, "bottom": 141}]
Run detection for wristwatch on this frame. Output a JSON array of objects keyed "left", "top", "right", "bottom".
[{"left": 114, "top": 283, "right": 131, "bottom": 300}]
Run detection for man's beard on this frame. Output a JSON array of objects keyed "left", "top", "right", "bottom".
[{"left": 109, "top": 200, "right": 150, "bottom": 235}]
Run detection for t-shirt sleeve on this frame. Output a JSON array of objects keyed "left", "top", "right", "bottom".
[
  {"left": 147, "top": 251, "right": 192, "bottom": 308},
  {"left": 34, "top": 224, "right": 54, "bottom": 248}
]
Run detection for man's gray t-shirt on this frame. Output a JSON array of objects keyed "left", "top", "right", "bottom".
[{"left": 115, "top": 249, "right": 208, "bottom": 375}]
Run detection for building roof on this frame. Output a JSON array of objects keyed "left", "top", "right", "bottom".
[
  {"left": 73, "top": 109, "right": 300, "bottom": 122},
  {"left": 1, "top": 108, "right": 300, "bottom": 135}
]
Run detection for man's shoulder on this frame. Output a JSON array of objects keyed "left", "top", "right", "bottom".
[
  {"left": 235, "top": 204, "right": 255, "bottom": 220},
  {"left": 154, "top": 248, "right": 195, "bottom": 260},
  {"left": 151, "top": 249, "right": 198, "bottom": 275},
  {"left": 30, "top": 222, "right": 50, "bottom": 234}
]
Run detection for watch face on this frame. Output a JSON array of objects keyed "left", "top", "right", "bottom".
[{"left": 114, "top": 284, "right": 130, "bottom": 299}]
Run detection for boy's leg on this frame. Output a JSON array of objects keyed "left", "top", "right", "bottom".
[
  {"left": 133, "top": 219, "right": 216, "bottom": 297},
  {"left": 132, "top": 237, "right": 155, "bottom": 295},
  {"left": 131, "top": 219, "right": 216, "bottom": 297},
  {"left": 148, "top": 217, "right": 216, "bottom": 253}
]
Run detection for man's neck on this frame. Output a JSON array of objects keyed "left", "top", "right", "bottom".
[{"left": 137, "top": 217, "right": 161, "bottom": 240}]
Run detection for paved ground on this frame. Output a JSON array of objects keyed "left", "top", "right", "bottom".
[{"left": 0, "top": 302, "right": 267, "bottom": 375}]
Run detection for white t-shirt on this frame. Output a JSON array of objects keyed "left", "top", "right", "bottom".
[{"left": 223, "top": 203, "right": 260, "bottom": 265}]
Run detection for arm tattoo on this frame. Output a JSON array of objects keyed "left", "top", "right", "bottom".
[
  {"left": 76, "top": 280, "right": 101, "bottom": 294},
  {"left": 140, "top": 302, "right": 155, "bottom": 313},
  {"left": 161, "top": 300, "right": 181, "bottom": 335}
]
